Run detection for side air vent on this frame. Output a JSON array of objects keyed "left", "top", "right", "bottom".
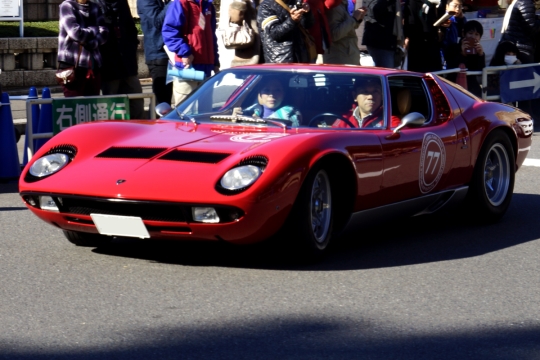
[
  {"left": 96, "top": 147, "right": 167, "bottom": 159},
  {"left": 159, "top": 150, "right": 230, "bottom": 164}
]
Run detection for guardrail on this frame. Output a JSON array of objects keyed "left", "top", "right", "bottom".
[
  {"left": 24, "top": 93, "right": 156, "bottom": 161},
  {"left": 433, "top": 62, "right": 540, "bottom": 101}
]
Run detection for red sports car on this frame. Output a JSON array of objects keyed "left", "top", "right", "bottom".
[{"left": 19, "top": 65, "right": 533, "bottom": 257}]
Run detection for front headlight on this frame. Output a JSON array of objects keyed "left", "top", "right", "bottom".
[
  {"left": 29, "top": 153, "right": 70, "bottom": 177},
  {"left": 220, "top": 165, "right": 262, "bottom": 190}
]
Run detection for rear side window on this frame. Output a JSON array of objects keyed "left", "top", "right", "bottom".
[{"left": 388, "top": 76, "right": 431, "bottom": 125}]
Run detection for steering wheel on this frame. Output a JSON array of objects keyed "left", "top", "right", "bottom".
[{"left": 308, "top": 113, "right": 356, "bottom": 128}]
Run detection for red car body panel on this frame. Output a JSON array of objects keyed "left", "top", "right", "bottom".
[{"left": 19, "top": 65, "right": 533, "bottom": 245}]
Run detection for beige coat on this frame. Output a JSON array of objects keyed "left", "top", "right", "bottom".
[
  {"left": 322, "top": 0, "right": 361, "bottom": 65},
  {"left": 229, "top": 0, "right": 261, "bottom": 67}
]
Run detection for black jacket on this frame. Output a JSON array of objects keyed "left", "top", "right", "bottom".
[
  {"left": 362, "top": 0, "right": 397, "bottom": 50},
  {"left": 257, "top": 0, "right": 314, "bottom": 63},
  {"left": 501, "top": 0, "right": 540, "bottom": 57},
  {"left": 92, "top": 0, "right": 140, "bottom": 80}
]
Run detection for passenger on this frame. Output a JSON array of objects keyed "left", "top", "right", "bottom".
[
  {"left": 233, "top": 79, "right": 303, "bottom": 126},
  {"left": 332, "top": 77, "right": 400, "bottom": 128}
]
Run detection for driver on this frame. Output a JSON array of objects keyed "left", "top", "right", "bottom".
[
  {"left": 233, "top": 79, "right": 303, "bottom": 126},
  {"left": 332, "top": 77, "right": 400, "bottom": 128}
]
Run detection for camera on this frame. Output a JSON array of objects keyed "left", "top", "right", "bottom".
[{"left": 464, "top": 38, "right": 477, "bottom": 55}]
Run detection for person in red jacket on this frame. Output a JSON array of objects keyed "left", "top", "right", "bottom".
[
  {"left": 333, "top": 77, "right": 400, "bottom": 128},
  {"left": 162, "top": 0, "right": 220, "bottom": 105},
  {"left": 306, "top": 0, "right": 340, "bottom": 59}
]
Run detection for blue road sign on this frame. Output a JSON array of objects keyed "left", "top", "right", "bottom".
[{"left": 500, "top": 65, "right": 540, "bottom": 103}]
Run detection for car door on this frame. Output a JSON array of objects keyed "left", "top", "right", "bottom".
[{"left": 376, "top": 75, "right": 458, "bottom": 206}]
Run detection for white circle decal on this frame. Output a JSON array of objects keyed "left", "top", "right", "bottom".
[
  {"left": 230, "top": 133, "right": 289, "bottom": 143},
  {"left": 419, "top": 132, "right": 446, "bottom": 193}
]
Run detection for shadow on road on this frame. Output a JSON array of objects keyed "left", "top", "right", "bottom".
[
  {"left": 1, "top": 317, "right": 539, "bottom": 359},
  {"left": 91, "top": 193, "right": 540, "bottom": 271}
]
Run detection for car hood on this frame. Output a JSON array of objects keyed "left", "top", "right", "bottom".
[{"left": 21, "top": 120, "right": 303, "bottom": 203}]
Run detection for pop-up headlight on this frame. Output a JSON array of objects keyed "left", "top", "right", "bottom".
[
  {"left": 220, "top": 165, "right": 262, "bottom": 190},
  {"left": 29, "top": 153, "right": 70, "bottom": 178}
]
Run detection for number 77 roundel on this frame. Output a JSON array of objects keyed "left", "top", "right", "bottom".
[{"left": 419, "top": 132, "right": 446, "bottom": 194}]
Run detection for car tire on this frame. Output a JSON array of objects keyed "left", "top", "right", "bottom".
[
  {"left": 288, "top": 166, "right": 334, "bottom": 259},
  {"left": 63, "top": 230, "right": 112, "bottom": 247},
  {"left": 467, "top": 131, "right": 515, "bottom": 222}
]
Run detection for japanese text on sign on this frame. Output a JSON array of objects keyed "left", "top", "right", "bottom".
[{"left": 52, "top": 97, "right": 130, "bottom": 134}]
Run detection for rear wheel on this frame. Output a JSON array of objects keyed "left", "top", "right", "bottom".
[
  {"left": 467, "top": 131, "right": 515, "bottom": 221},
  {"left": 63, "top": 230, "right": 112, "bottom": 247},
  {"left": 288, "top": 166, "right": 334, "bottom": 259}
]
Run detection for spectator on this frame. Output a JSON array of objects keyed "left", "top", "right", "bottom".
[
  {"left": 162, "top": 0, "right": 220, "bottom": 105},
  {"left": 228, "top": 0, "right": 262, "bottom": 66},
  {"left": 257, "top": 0, "right": 314, "bottom": 63},
  {"left": 306, "top": 0, "right": 340, "bottom": 61},
  {"left": 92, "top": 0, "right": 144, "bottom": 118},
  {"left": 456, "top": 20, "right": 485, "bottom": 97},
  {"left": 487, "top": 40, "right": 520, "bottom": 98},
  {"left": 323, "top": 0, "right": 365, "bottom": 65},
  {"left": 439, "top": 0, "right": 466, "bottom": 71},
  {"left": 137, "top": 0, "right": 173, "bottom": 106},
  {"left": 362, "top": 0, "right": 402, "bottom": 68},
  {"left": 500, "top": 0, "right": 540, "bottom": 64},
  {"left": 404, "top": 0, "right": 442, "bottom": 73},
  {"left": 57, "top": 0, "right": 108, "bottom": 97}
]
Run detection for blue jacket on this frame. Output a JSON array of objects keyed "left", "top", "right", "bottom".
[
  {"left": 137, "top": 0, "right": 170, "bottom": 62},
  {"left": 162, "top": 0, "right": 218, "bottom": 76}
]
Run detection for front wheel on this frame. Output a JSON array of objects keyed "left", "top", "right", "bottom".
[
  {"left": 467, "top": 131, "right": 515, "bottom": 221},
  {"left": 63, "top": 230, "right": 112, "bottom": 247},
  {"left": 288, "top": 167, "right": 334, "bottom": 259}
]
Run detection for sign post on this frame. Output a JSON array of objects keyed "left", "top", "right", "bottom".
[
  {"left": 52, "top": 96, "right": 131, "bottom": 134},
  {"left": 0, "top": 0, "right": 23, "bottom": 37},
  {"left": 500, "top": 65, "right": 540, "bottom": 103}
]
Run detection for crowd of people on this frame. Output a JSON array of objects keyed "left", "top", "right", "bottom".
[{"left": 57, "top": 0, "right": 540, "bottom": 107}]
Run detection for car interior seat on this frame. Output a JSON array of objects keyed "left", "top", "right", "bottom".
[{"left": 396, "top": 88, "right": 412, "bottom": 117}]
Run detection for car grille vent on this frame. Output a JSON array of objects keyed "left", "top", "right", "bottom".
[
  {"left": 239, "top": 155, "right": 268, "bottom": 170},
  {"left": 96, "top": 147, "right": 168, "bottom": 159},
  {"left": 45, "top": 144, "right": 77, "bottom": 159},
  {"left": 58, "top": 197, "right": 187, "bottom": 222},
  {"left": 159, "top": 150, "right": 230, "bottom": 164}
]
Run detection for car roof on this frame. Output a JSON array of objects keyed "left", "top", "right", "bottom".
[{"left": 232, "top": 63, "right": 425, "bottom": 77}]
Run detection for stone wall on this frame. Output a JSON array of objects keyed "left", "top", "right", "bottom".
[
  {"left": 23, "top": 0, "right": 63, "bottom": 22},
  {"left": 0, "top": 35, "right": 148, "bottom": 88},
  {"left": 22, "top": 0, "right": 137, "bottom": 21}
]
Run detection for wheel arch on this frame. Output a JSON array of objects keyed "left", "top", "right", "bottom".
[
  {"left": 482, "top": 125, "right": 518, "bottom": 166},
  {"left": 309, "top": 152, "right": 357, "bottom": 233}
]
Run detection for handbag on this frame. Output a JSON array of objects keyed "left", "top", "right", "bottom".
[
  {"left": 56, "top": 45, "right": 82, "bottom": 85},
  {"left": 221, "top": 20, "right": 255, "bottom": 50},
  {"left": 274, "top": 0, "right": 317, "bottom": 62}
]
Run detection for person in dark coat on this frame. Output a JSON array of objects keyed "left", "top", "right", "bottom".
[
  {"left": 404, "top": 0, "right": 442, "bottom": 73},
  {"left": 500, "top": 0, "right": 540, "bottom": 63},
  {"left": 137, "top": 0, "right": 173, "bottom": 106},
  {"left": 362, "top": 0, "right": 399, "bottom": 68},
  {"left": 92, "top": 0, "right": 144, "bottom": 118},
  {"left": 257, "top": 0, "right": 314, "bottom": 63}
]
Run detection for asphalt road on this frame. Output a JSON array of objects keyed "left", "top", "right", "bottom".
[{"left": 1, "top": 132, "right": 540, "bottom": 359}]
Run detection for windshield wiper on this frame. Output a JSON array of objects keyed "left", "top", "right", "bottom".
[{"left": 210, "top": 115, "right": 287, "bottom": 129}]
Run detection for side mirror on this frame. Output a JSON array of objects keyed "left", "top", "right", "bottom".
[
  {"left": 393, "top": 112, "right": 426, "bottom": 134},
  {"left": 155, "top": 102, "right": 173, "bottom": 117}
]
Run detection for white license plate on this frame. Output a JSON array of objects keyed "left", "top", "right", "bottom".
[{"left": 90, "top": 214, "right": 150, "bottom": 239}]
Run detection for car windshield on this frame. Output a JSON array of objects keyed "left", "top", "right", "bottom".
[{"left": 163, "top": 69, "right": 387, "bottom": 129}]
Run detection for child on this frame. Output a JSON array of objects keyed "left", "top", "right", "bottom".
[
  {"left": 458, "top": 20, "right": 485, "bottom": 97},
  {"left": 487, "top": 41, "right": 521, "bottom": 98},
  {"left": 440, "top": 0, "right": 467, "bottom": 70}
]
